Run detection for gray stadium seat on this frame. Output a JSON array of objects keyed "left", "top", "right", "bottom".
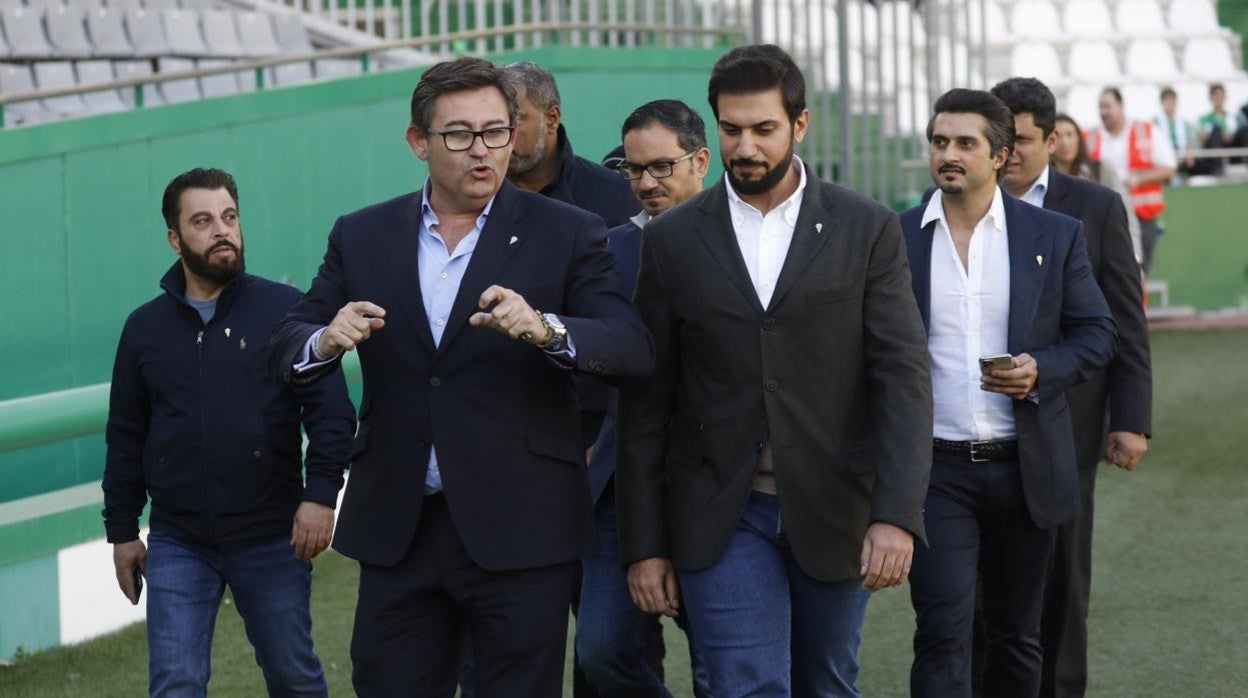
[
  {"left": 144, "top": 0, "right": 179, "bottom": 10},
  {"left": 108, "top": 0, "right": 144, "bottom": 11},
  {"left": 114, "top": 58, "right": 163, "bottom": 106},
  {"left": 46, "top": 6, "right": 94, "bottom": 58},
  {"left": 124, "top": 9, "right": 172, "bottom": 57},
  {"left": 0, "top": 62, "right": 54, "bottom": 125},
  {"left": 272, "top": 60, "right": 312, "bottom": 85},
  {"left": 0, "top": 15, "right": 10, "bottom": 57},
  {"left": 161, "top": 9, "right": 210, "bottom": 56},
  {"left": 273, "top": 12, "right": 313, "bottom": 52},
  {"left": 314, "top": 58, "right": 363, "bottom": 81},
  {"left": 77, "top": 0, "right": 106, "bottom": 10},
  {"left": 200, "top": 9, "right": 244, "bottom": 57},
  {"left": 86, "top": 8, "right": 134, "bottom": 56},
  {"left": 235, "top": 11, "right": 279, "bottom": 56},
  {"left": 3, "top": 6, "right": 55, "bottom": 59},
  {"left": 33, "top": 60, "right": 88, "bottom": 117},
  {"left": 0, "top": 0, "right": 23, "bottom": 9},
  {"left": 156, "top": 55, "right": 198, "bottom": 102},
  {"left": 75, "top": 59, "right": 128, "bottom": 114},
  {"left": 196, "top": 58, "right": 238, "bottom": 97},
  {"left": 27, "top": 0, "right": 65, "bottom": 10}
]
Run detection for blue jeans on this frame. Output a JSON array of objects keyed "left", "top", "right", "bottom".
[
  {"left": 145, "top": 531, "right": 327, "bottom": 697},
  {"left": 576, "top": 483, "right": 710, "bottom": 698},
  {"left": 677, "top": 491, "right": 871, "bottom": 698}
]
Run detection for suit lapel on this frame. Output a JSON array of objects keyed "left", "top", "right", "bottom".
[
  {"left": 767, "top": 165, "right": 834, "bottom": 313},
  {"left": 910, "top": 218, "right": 936, "bottom": 334},
  {"left": 696, "top": 181, "right": 765, "bottom": 314},
  {"left": 437, "top": 182, "right": 527, "bottom": 355},
  {"left": 1041, "top": 168, "right": 1068, "bottom": 211},
  {"left": 1005, "top": 195, "right": 1051, "bottom": 352},
  {"left": 388, "top": 194, "right": 437, "bottom": 355}
]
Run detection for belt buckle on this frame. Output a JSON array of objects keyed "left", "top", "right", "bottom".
[{"left": 969, "top": 440, "right": 991, "bottom": 463}]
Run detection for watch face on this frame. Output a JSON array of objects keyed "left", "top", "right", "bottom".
[{"left": 544, "top": 313, "right": 566, "bottom": 329}]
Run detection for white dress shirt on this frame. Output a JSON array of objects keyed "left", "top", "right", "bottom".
[
  {"left": 1019, "top": 165, "right": 1049, "bottom": 208},
  {"left": 923, "top": 187, "right": 1016, "bottom": 441},
  {"left": 725, "top": 156, "right": 807, "bottom": 308}
]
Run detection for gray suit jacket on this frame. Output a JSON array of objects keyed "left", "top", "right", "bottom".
[{"left": 616, "top": 164, "right": 934, "bottom": 582}]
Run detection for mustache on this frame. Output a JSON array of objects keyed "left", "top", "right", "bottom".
[
  {"left": 938, "top": 164, "right": 966, "bottom": 174},
  {"left": 209, "top": 241, "right": 238, "bottom": 254},
  {"left": 639, "top": 186, "right": 669, "bottom": 199}
]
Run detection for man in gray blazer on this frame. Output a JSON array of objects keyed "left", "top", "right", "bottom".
[{"left": 616, "top": 44, "right": 933, "bottom": 697}]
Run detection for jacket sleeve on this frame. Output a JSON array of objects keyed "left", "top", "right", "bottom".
[
  {"left": 861, "top": 212, "right": 933, "bottom": 544},
  {"left": 293, "top": 359, "right": 356, "bottom": 508},
  {"left": 269, "top": 218, "right": 350, "bottom": 385},
  {"left": 1030, "top": 221, "right": 1119, "bottom": 400},
  {"left": 554, "top": 214, "right": 655, "bottom": 379},
  {"left": 101, "top": 319, "right": 150, "bottom": 544},
  {"left": 615, "top": 225, "right": 677, "bottom": 566},
  {"left": 1098, "top": 195, "right": 1153, "bottom": 436}
]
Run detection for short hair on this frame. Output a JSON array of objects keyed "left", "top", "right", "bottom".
[
  {"left": 620, "top": 99, "right": 708, "bottom": 153},
  {"left": 409, "top": 56, "right": 517, "bottom": 131},
  {"left": 990, "top": 77, "right": 1057, "bottom": 137},
  {"left": 162, "top": 168, "right": 238, "bottom": 231},
  {"left": 707, "top": 44, "right": 806, "bottom": 122},
  {"left": 1210, "top": 82, "right": 1226, "bottom": 96},
  {"left": 926, "top": 88, "right": 1016, "bottom": 161},
  {"left": 503, "top": 61, "right": 561, "bottom": 111},
  {"left": 1101, "top": 87, "right": 1123, "bottom": 104},
  {"left": 1160, "top": 87, "right": 1177, "bottom": 100}
]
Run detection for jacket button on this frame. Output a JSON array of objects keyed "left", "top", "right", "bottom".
[
  {"left": 762, "top": 318, "right": 775, "bottom": 331},
  {"left": 756, "top": 440, "right": 765, "bottom": 452},
  {"left": 764, "top": 379, "right": 779, "bottom": 392},
  {"left": 429, "top": 376, "right": 442, "bottom": 388},
  {"left": 253, "top": 450, "right": 262, "bottom": 458}
]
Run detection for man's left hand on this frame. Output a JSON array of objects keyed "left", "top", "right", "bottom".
[
  {"left": 291, "top": 501, "right": 335, "bottom": 561},
  {"left": 860, "top": 522, "right": 914, "bottom": 591},
  {"left": 981, "top": 352, "right": 1038, "bottom": 400},
  {"left": 1106, "top": 431, "right": 1148, "bottom": 470},
  {"left": 469, "top": 285, "right": 548, "bottom": 345}
]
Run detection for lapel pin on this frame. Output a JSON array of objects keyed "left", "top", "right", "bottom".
[
  {"left": 509, "top": 235, "right": 519, "bottom": 245},
  {"left": 224, "top": 328, "right": 231, "bottom": 337},
  {"left": 1036, "top": 255, "right": 1044, "bottom": 267},
  {"left": 815, "top": 223, "right": 824, "bottom": 234},
  {"left": 240, "top": 337, "right": 247, "bottom": 350}
]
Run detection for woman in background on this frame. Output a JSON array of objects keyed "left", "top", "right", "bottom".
[{"left": 1053, "top": 112, "right": 1143, "bottom": 265}]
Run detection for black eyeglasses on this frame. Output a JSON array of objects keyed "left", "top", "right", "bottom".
[
  {"left": 617, "top": 151, "right": 698, "bottom": 180},
  {"left": 429, "top": 126, "right": 516, "bottom": 151}
]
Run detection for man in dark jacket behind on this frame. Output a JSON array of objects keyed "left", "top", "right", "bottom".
[{"left": 103, "top": 167, "right": 356, "bottom": 697}]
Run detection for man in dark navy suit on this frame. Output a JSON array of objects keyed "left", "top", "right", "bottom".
[
  {"left": 900, "top": 89, "right": 1117, "bottom": 698},
  {"left": 576, "top": 99, "right": 711, "bottom": 698},
  {"left": 268, "top": 57, "right": 653, "bottom": 698}
]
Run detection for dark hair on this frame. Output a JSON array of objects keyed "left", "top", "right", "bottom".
[
  {"left": 410, "top": 56, "right": 518, "bottom": 130},
  {"left": 1160, "top": 87, "right": 1177, "bottom": 100},
  {"left": 162, "top": 168, "right": 238, "bottom": 231},
  {"left": 620, "top": 99, "right": 708, "bottom": 152},
  {"left": 1210, "top": 82, "right": 1226, "bottom": 96},
  {"left": 1101, "top": 87, "right": 1123, "bottom": 104},
  {"left": 1053, "top": 112, "right": 1100, "bottom": 181},
  {"left": 926, "top": 88, "right": 1016, "bottom": 160},
  {"left": 990, "top": 77, "right": 1056, "bottom": 137},
  {"left": 708, "top": 44, "right": 806, "bottom": 122},
  {"left": 503, "top": 61, "right": 561, "bottom": 111}
]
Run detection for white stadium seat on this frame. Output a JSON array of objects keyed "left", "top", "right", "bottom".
[
  {"left": 1068, "top": 41, "right": 1122, "bottom": 84},
  {"left": 1114, "top": 0, "right": 1166, "bottom": 38},
  {"left": 1124, "top": 38, "right": 1183, "bottom": 83}
]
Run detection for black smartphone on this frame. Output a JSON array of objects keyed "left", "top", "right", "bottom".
[
  {"left": 131, "top": 566, "right": 144, "bottom": 605},
  {"left": 979, "top": 354, "right": 1013, "bottom": 375}
]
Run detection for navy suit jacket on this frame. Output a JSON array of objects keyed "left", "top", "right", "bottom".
[
  {"left": 586, "top": 219, "right": 643, "bottom": 504},
  {"left": 269, "top": 181, "right": 653, "bottom": 570},
  {"left": 900, "top": 191, "right": 1117, "bottom": 529}
]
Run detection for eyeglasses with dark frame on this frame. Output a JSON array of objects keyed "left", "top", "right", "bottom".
[
  {"left": 616, "top": 151, "right": 699, "bottom": 180},
  {"left": 428, "top": 126, "right": 516, "bottom": 152}
]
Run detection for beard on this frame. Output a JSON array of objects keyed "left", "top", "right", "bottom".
[
  {"left": 180, "top": 233, "right": 245, "bottom": 286},
  {"left": 724, "top": 142, "right": 795, "bottom": 196},
  {"left": 935, "top": 165, "right": 967, "bottom": 195},
  {"left": 508, "top": 125, "right": 547, "bottom": 176}
]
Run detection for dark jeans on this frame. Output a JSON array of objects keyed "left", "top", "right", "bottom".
[
  {"left": 577, "top": 482, "right": 710, "bottom": 697},
  {"left": 909, "top": 451, "right": 1057, "bottom": 698},
  {"left": 678, "top": 491, "right": 871, "bottom": 697},
  {"left": 145, "top": 531, "right": 326, "bottom": 698},
  {"left": 350, "top": 493, "right": 576, "bottom": 698}
]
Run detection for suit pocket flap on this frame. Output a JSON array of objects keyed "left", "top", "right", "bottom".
[
  {"left": 845, "top": 442, "right": 874, "bottom": 475},
  {"left": 526, "top": 429, "right": 584, "bottom": 465},
  {"left": 807, "top": 286, "right": 863, "bottom": 306}
]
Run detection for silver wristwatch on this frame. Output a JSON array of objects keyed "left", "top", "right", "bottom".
[{"left": 537, "top": 313, "right": 568, "bottom": 352}]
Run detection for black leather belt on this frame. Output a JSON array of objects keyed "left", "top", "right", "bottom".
[{"left": 933, "top": 438, "right": 1019, "bottom": 463}]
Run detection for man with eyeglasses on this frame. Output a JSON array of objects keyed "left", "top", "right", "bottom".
[
  {"left": 576, "top": 99, "right": 713, "bottom": 698},
  {"left": 268, "top": 56, "right": 653, "bottom": 697}
]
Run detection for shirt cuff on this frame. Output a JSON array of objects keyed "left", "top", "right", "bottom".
[
  {"left": 293, "top": 327, "right": 339, "bottom": 374},
  {"left": 542, "top": 318, "right": 576, "bottom": 368}
]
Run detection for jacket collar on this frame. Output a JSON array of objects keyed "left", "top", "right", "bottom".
[{"left": 159, "top": 260, "right": 246, "bottom": 317}]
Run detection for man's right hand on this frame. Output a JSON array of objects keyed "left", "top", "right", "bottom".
[
  {"left": 113, "top": 540, "right": 147, "bottom": 605},
  {"left": 627, "top": 557, "right": 680, "bottom": 617},
  {"left": 318, "top": 301, "right": 387, "bottom": 357}
]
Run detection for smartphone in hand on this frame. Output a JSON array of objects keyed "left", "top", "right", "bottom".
[
  {"left": 979, "top": 354, "right": 1013, "bottom": 375},
  {"left": 130, "top": 566, "right": 144, "bottom": 605}
]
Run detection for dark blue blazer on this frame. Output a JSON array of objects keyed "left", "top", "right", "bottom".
[
  {"left": 269, "top": 181, "right": 654, "bottom": 570},
  {"left": 586, "top": 219, "right": 643, "bottom": 504},
  {"left": 900, "top": 191, "right": 1117, "bottom": 529}
]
